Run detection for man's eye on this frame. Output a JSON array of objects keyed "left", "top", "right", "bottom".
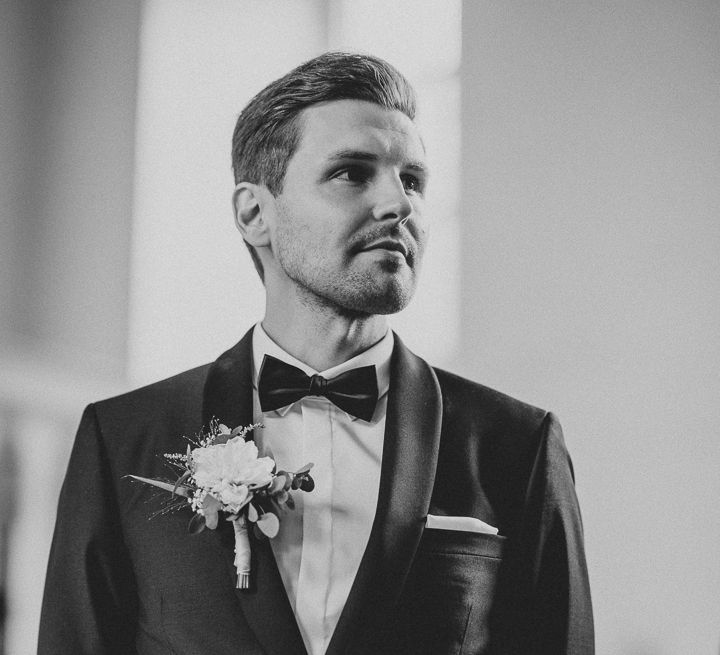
[
  {"left": 335, "top": 167, "right": 369, "bottom": 184},
  {"left": 401, "top": 174, "right": 422, "bottom": 193}
]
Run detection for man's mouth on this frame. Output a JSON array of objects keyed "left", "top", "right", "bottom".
[{"left": 360, "top": 239, "right": 410, "bottom": 259}]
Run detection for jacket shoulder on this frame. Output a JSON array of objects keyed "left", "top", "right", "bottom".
[
  {"left": 432, "top": 367, "right": 548, "bottom": 434},
  {"left": 91, "top": 363, "right": 212, "bottom": 437},
  {"left": 431, "top": 367, "right": 561, "bottom": 487},
  {"left": 431, "top": 368, "right": 569, "bottom": 535}
]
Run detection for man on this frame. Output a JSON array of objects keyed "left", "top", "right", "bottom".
[{"left": 39, "top": 52, "right": 593, "bottom": 654}]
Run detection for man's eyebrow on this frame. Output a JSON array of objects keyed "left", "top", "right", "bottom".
[
  {"left": 327, "top": 149, "right": 379, "bottom": 163},
  {"left": 326, "top": 149, "right": 430, "bottom": 175}
]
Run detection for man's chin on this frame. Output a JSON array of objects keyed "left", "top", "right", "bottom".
[
  {"left": 288, "top": 266, "right": 418, "bottom": 317},
  {"left": 338, "top": 278, "right": 416, "bottom": 316}
]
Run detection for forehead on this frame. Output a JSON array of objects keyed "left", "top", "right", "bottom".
[{"left": 291, "top": 99, "right": 425, "bottom": 165}]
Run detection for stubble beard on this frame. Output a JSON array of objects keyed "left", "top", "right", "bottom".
[{"left": 274, "top": 218, "right": 421, "bottom": 318}]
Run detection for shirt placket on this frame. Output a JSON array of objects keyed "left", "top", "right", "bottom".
[{"left": 295, "top": 398, "right": 334, "bottom": 655}]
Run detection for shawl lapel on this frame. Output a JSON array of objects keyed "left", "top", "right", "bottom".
[
  {"left": 202, "top": 329, "right": 307, "bottom": 655},
  {"left": 326, "top": 334, "right": 443, "bottom": 655},
  {"left": 202, "top": 330, "right": 443, "bottom": 655}
]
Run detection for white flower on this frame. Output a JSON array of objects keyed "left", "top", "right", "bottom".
[
  {"left": 191, "top": 437, "right": 274, "bottom": 494},
  {"left": 216, "top": 481, "right": 250, "bottom": 513}
]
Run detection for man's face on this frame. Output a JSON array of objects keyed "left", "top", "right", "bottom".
[{"left": 264, "top": 99, "right": 428, "bottom": 316}]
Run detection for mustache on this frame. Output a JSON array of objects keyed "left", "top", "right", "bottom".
[{"left": 347, "top": 224, "right": 418, "bottom": 260}]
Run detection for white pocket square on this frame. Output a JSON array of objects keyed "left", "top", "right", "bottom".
[{"left": 426, "top": 514, "right": 499, "bottom": 535}]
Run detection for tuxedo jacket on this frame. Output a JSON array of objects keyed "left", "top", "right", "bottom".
[{"left": 39, "top": 331, "right": 594, "bottom": 654}]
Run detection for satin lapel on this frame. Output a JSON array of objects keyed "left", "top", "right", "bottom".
[
  {"left": 326, "top": 334, "right": 443, "bottom": 655},
  {"left": 202, "top": 329, "right": 307, "bottom": 655}
]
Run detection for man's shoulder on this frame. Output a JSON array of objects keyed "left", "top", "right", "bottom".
[
  {"left": 91, "top": 362, "right": 213, "bottom": 426},
  {"left": 431, "top": 366, "right": 548, "bottom": 435},
  {"left": 429, "top": 367, "right": 567, "bottom": 497}
]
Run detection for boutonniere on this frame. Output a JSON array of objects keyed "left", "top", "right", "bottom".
[{"left": 128, "top": 419, "right": 314, "bottom": 589}]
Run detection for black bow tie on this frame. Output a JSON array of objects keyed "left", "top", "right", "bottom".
[{"left": 257, "top": 354, "right": 379, "bottom": 422}]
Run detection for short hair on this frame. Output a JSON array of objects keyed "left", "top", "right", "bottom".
[{"left": 231, "top": 51, "right": 417, "bottom": 280}]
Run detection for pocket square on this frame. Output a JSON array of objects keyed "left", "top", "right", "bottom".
[{"left": 426, "top": 514, "right": 499, "bottom": 535}]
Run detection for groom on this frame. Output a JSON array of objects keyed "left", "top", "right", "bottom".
[{"left": 39, "top": 52, "right": 594, "bottom": 654}]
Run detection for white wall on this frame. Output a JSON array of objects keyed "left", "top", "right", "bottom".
[
  {"left": 128, "top": 0, "right": 327, "bottom": 384},
  {"left": 461, "top": 2, "right": 720, "bottom": 653},
  {"left": 0, "top": 2, "right": 142, "bottom": 652}
]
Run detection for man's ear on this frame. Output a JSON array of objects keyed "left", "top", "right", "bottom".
[{"left": 232, "top": 182, "right": 271, "bottom": 247}]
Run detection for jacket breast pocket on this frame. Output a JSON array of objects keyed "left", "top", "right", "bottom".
[{"left": 391, "top": 530, "right": 506, "bottom": 655}]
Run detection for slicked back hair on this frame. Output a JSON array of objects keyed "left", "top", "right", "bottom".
[{"left": 231, "top": 51, "right": 417, "bottom": 281}]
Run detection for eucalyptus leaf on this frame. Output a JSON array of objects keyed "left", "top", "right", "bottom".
[
  {"left": 247, "top": 503, "right": 259, "bottom": 523},
  {"left": 204, "top": 509, "right": 219, "bottom": 530},
  {"left": 295, "top": 462, "right": 314, "bottom": 475},
  {"left": 270, "top": 475, "right": 286, "bottom": 495},
  {"left": 202, "top": 493, "right": 221, "bottom": 513},
  {"left": 188, "top": 512, "right": 206, "bottom": 534},
  {"left": 202, "top": 494, "right": 222, "bottom": 530},
  {"left": 257, "top": 512, "right": 280, "bottom": 538},
  {"left": 201, "top": 494, "right": 221, "bottom": 530}
]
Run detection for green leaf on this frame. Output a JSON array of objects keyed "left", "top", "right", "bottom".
[
  {"left": 201, "top": 494, "right": 221, "bottom": 530},
  {"left": 270, "top": 475, "right": 286, "bottom": 495},
  {"left": 204, "top": 509, "right": 218, "bottom": 530},
  {"left": 257, "top": 512, "right": 280, "bottom": 538},
  {"left": 285, "top": 493, "right": 295, "bottom": 511},
  {"left": 188, "top": 512, "right": 206, "bottom": 534},
  {"left": 202, "top": 494, "right": 221, "bottom": 513},
  {"left": 127, "top": 475, "right": 191, "bottom": 497},
  {"left": 295, "top": 462, "right": 314, "bottom": 475},
  {"left": 173, "top": 470, "right": 192, "bottom": 497},
  {"left": 247, "top": 503, "right": 258, "bottom": 523}
]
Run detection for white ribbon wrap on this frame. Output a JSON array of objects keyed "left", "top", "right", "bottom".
[{"left": 232, "top": 515, "right": 251, "bottom": 589}]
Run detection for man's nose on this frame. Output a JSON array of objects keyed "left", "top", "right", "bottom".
[{"left": 370, "top": 176, "right": 413, "bottom": 224}]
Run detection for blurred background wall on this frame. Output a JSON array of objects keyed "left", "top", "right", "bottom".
[{"left": 0, "top": 1, "right": 718, "bottom": 652}]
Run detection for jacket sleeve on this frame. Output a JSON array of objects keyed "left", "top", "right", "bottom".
[
  {"left": 38, "top": 404, "right": 138, "bottom": 654},
  {"left": 492, "top": 412, "right": 595, "bottom": 654}
]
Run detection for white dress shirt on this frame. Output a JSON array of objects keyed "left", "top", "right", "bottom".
[{"left": 251, "top": 323, "right": 392, "bottom": 655}]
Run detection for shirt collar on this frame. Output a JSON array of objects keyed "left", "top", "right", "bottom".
[{"left": 251, "top": 322, "right": 393, "bottom": 417}]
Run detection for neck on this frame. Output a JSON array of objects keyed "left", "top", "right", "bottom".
[{"left": 262, "top": 291, "right": 388, "bottom": 372}]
